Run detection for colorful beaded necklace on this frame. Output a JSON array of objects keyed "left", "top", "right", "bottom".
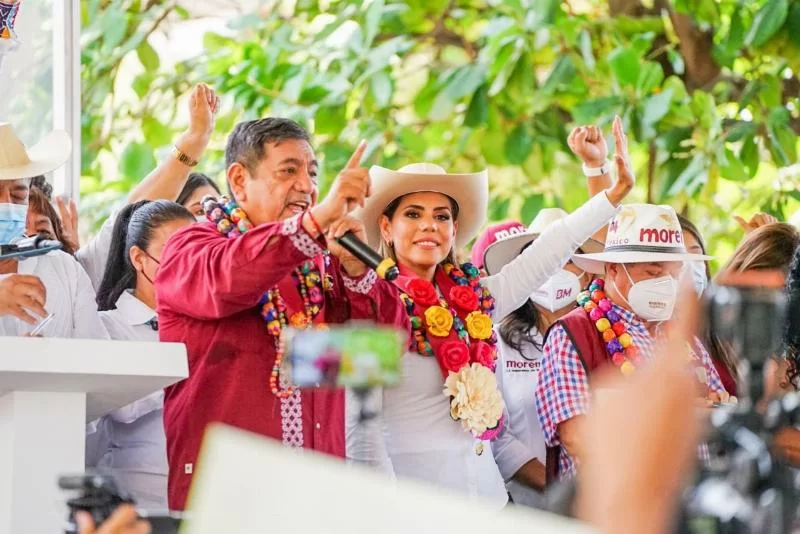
[
  {"left": 400, "top": 263, "right": 497, "bottom": 356},
  {"left": 202, "top": 195, "right": 325, "bottom": 398},
  {"left": 576, "top": 278, "right": 641, "bottom": 375}
]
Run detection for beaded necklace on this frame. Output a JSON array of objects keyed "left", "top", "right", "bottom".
[
  {"left": 202, "top": 195, "right": 325, "bottom": 398},
  {"left": 577, "top": 278, "right": 640, "bottom": 375}
]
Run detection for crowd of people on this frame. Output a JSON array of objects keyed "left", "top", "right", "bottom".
[{"left": 2, "top": 81, "right": 800, "bottom": 534}]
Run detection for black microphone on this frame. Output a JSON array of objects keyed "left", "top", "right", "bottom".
[
  {"left": 0, "top": 234, "right": 63, "bottom": 260},
  {"left": 336, "top": 231, "right": 399, "bottom": 281}
]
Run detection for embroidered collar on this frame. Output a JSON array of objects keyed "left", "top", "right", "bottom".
[{"left": 115, "top": 290, "right": 156, "bottom": 326}]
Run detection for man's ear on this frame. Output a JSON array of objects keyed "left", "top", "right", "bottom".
[{"left": 227, "top": 162, "right": 248, "bottom": 203}]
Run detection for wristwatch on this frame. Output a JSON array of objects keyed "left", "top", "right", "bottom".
[
  {"left": 582, "top": 161, "right": 611, "bottom": 177},
  {"left": 173, "top": 146, "right": 199, "bottom": 167}
]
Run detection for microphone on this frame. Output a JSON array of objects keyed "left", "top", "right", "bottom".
[
  {"left": 0, "top": 234, "right": 63, "bottom": 260},
  {"left": 336, "top": 231, "right": 399, "bottom": 281}
]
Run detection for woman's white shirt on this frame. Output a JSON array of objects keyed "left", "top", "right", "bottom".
[
  {"left": 89, "top": 291, "right": 168, "bottom": 509},
  {"left": 76, "top": 209, "right": 116, "bottom": 291},
  {"left": 493, "top": 329, "right": 547, "bottom": 508},
  {"left": 0, "top": 251, "right": 109, "bottom": 339}
]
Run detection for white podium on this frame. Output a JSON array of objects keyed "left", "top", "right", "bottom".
[{"left": 0, "top": 337, "right": 188, "bottom": 534}]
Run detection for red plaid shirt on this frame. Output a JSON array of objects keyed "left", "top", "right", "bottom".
[{"left": 535, "top": 303, "right": 725, "bottom": 478}]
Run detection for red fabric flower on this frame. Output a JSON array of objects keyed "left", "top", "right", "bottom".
[
  {"left": 437, "top": 340, "right": 471, "bottom": 374},
  {"left": 407, "top": 279, "right": 439, "bottom": 307},
  {"left": 471, "top": 341, "right": 496, "bottom": 371},
  {"left": 449, "top": 285, "right": 479, "bottom": 312}
]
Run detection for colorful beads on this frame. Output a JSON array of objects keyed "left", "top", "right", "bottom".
[{"left": 585, "top": 278, "right": 639, "bottom": 377}]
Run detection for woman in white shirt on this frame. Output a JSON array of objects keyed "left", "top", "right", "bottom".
[
  {"left": 87, "top": 199, "right": 194, "bottom": 509},
  {"left": 477, "top": 210, "right": 601, "bottom": 507},
  {"left": 348, "top": 129, "right": 633, "bottom": 508}
]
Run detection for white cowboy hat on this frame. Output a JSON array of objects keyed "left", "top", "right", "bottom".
[
  {"left": 0, "top": 123, "right": 72, "bottom": 181},
  {"left": 353, "top": 163, "right": 488, "bottom": 249},
  {"left": 572, "top": 203, "right": 712, "bottom": 274},
  {"left": 482, "top": 208, "right": 605, "bottom": 275}
]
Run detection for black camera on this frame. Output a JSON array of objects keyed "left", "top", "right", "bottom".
[
  {"left": 59, "top": 473, "right": 183, "bottom": 534},
  {"left": 679, "top": 280, "right": 799, "bottom": 534}
]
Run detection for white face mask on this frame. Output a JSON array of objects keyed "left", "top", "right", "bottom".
[
  {"left": 617, "top": 264, "right": 677, "bottom": 322},
  {"left": 530, "top": 269, "right": 584, "bottom": 312},
  {"left": 195, "top": 215, "right": 207, "bottom": 223},
  {"left": 680, "top": 261, "right": 707, "bottom": 296},
  {"left": 0, "top": 203, "right": 28, "bottom": 245}
]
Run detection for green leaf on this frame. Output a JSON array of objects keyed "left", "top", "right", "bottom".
[
  {"left": 364, "top": 0, "right": 385, "bottom": 48},
  {"left": 489, "top": 40, "right": 524, "bottom": 96},
  {"left": 641, "top": 88, "right": 673, "bottom": 126},
  {"left": 690, "top": 91, "right": 716, "bottom": 130},
  {"left": 788, "top": 3, "right": 800, "bottom": 47},
  {"left": 142, "top": 117, "right": 172, "bottom": 147},
  {"left": 481, "top": 128, "right": 507, "bottom": 166},
  {"left": 740, "top": 137, "right": 760, "bottom": 177},
  {"left": 667, "top": 153, "right": 707, "bottom": 196},
  {"left": 637, "top": 62, "right": 664, "bottom": 96},
  {"left": 315, "top": 105, "right": 347, "bottom": 136},
  {"left": 768, "top": 106, "right": 790, "bottom": 127},
  {"left": 175, "top": 6, "right": 191, "bottom": 19},
  {"left": 443, "top": 65, "right": 487, "bottom": 101},
  {"left": 282, "top": 67, "right": 308, "bottom": 103},
  {"left": 540, "top": 55, "right": 575, "bottom": 95},
  {"left": 505, "top": 124, "right": 534, "bottom": 165},
  {"left": 571, "top": 96, "right": 623, "bottom": 124},
  {"left": 299, "top": 86, "right": 331, "bottom": 106},
  {"left": 745, "top": 0, "right": 789, "bottom": 48},
  {"left": 758, "top": 76, "right": 781, "bottom": 109},
  {"left": 719, "top": 148, "right": 748, "bottom": 182},
  {"left": 119, "top": 143, "right": 157, "bottom": 182},
  {"left": 520, "top": 194, "right": 545, "bottom": 223},
  {"left": 726, "top": 121, "right": 756, "bottom": 142},
  {"left": 136, "top": 40, "right": 160, "bottom": 71},
  {"left": 464, "top": 84, "right": 489, "bottom": 128},
  {"left": 767, "top": 124, "right": 798, "bottom": 166},
  {"left": 608, "top": 48, "right": 641, "bottom": 88},
  {"left": 667, "top": 49, "right": 685, "bottom": 75},
  {"left": 370, "top": 71, "right": 393, "bottom": 107},
  {"left": 101, "top": 9, "right": 128, "bottom": 51},
  {"left": 131, "top": 73, "right": 152, "bottom": 99},
  {"left": 579, "top": 30, "right": 595, "bottom": 71},
  {"left": 726, "top": 7, "right": 746, "bottom": 53},
  {"left": 489, "top": 197, "right": 510, "bottom": 221}
]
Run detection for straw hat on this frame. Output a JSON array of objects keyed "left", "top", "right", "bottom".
[
  {"left": 353, "top": 163, "right": 488, "bottom": 249},
  {"left": 572, "top": 204, "right": 712, "bottom": 274},
  {"left": 0, "top": 123, "right": 72, "bottom": 181},
  {"left": 481, "top": 208, "right": 605, "bottom": 275}
]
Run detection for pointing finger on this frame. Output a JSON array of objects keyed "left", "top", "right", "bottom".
[{"left": 345, "top": 140, "right": 368, "bottom": 169}]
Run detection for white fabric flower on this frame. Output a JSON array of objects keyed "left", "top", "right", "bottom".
[{"left": 443, "top": 363, "right": 504, "bottom": 436}]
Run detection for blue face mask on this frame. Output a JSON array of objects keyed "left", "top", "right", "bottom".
[{"left": 0, "top": 203, "right": 28, "bottom": 244}]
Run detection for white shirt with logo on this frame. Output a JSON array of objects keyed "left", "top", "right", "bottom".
[{"left": 492, "top": 327, "right": 547, "bottom": 508}]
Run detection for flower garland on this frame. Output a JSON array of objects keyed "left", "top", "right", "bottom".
[
  {"left": 399, "top": 263, "right": 505, "bottom": 440},
  {"left": 202, "top": 195, "right": 325, "bottom": 398},
  {"left": 576, "top": 278, "right": 641, "bottom": 376}
]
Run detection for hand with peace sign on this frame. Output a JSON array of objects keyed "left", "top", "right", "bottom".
[{"left": 308, "top": 140, "right": 371, "bottom": 232}]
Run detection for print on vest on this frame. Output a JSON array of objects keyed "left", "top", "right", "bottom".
[{"left": 556, "top": 288, "right": 573, "bottom": 300}]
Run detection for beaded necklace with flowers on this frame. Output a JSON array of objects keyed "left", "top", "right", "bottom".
[
  {"left": 398, "top": 262, "right": 505, "bottom": 441},
  {"left": 202, "top": 195, "right": 327, "bottom": 398}
]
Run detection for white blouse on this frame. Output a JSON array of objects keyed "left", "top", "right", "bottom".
[
  {"left": 87, "top": 291, "right": 168, "bottom": 509},
  {"left": 76, "top": 209, "right": 116, "bottom": 291},
  {"left": 346, "top": 193, "right": 617, "bottom": 506},
  {"left": 493, "top": 330, "right": 547, "bottom": 508},
  {"left": 0, "top": 250, "right": 109, "bottom": 339}
]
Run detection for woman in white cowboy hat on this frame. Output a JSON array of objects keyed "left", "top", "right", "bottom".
[
  {"left": 475, "top": 207, "right": 603, "bottom": 507},
  {"left": 0, "top": 122, "right": 108, "bottom": 339},
  {"left": 348, "top": 124, "right": 634, "bottom": 506}
]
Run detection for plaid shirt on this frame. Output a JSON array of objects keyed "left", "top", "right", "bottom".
[{"left": 534, "top": 303, "right": 725, "bottom": 478}]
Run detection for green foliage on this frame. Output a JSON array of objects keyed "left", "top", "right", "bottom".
[{"left": 80, "top": 0, "right": 800, "bottom": 266}]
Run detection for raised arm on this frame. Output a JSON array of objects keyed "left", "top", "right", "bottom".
[
  {"left": 483, "top": 119, "right": 634, "bottom": 321},
  {"left": 127, "top": 84, "right": 219, "bottom": 204}
]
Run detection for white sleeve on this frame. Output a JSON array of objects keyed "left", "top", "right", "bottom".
[
  {"left": 492, "top": 351, "right": 537, "bottom": 481},
  {"left": 70, "top": 258, "right": 110, "bottom": 340},
  {"left": 108, "top": 390, "right": 163, "bottom": 424},
  {"left": 85, "top": 418, "right": 109, "bottom": 468},
  {"left": 76, "top": 211, "right": 117, "bottom": 291},
  {"left": 482, "top": 193, "right": 618, "bottom": 321},
  {"left": 345, "top": 388, "right": 394, "bottom": 476}
]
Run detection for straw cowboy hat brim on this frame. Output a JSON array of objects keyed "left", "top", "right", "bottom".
[
  {"left": 354, "top": 164, "right": 489, "bottom": 250},
  {"left": 0, "top": 129, "right": 72, "bottom": 181},
  {"left": 572, "top": 250, "right": 713, "bottom": 275}
]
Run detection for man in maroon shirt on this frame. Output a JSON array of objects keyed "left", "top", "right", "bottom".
[{"left": 155, "top": 118, "right": 408, "bottom": 510}]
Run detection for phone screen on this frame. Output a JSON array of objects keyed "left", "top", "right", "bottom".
[{"left": 285, "top": 326, "right": 405, "bottom": 389}]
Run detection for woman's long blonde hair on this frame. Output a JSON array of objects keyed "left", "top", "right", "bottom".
[
  {"left": 719, "top": 223, "right": 800, "bottom": 276},
  {"left": 378, "top": 193, "right": 460, "bottom": 267}
]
